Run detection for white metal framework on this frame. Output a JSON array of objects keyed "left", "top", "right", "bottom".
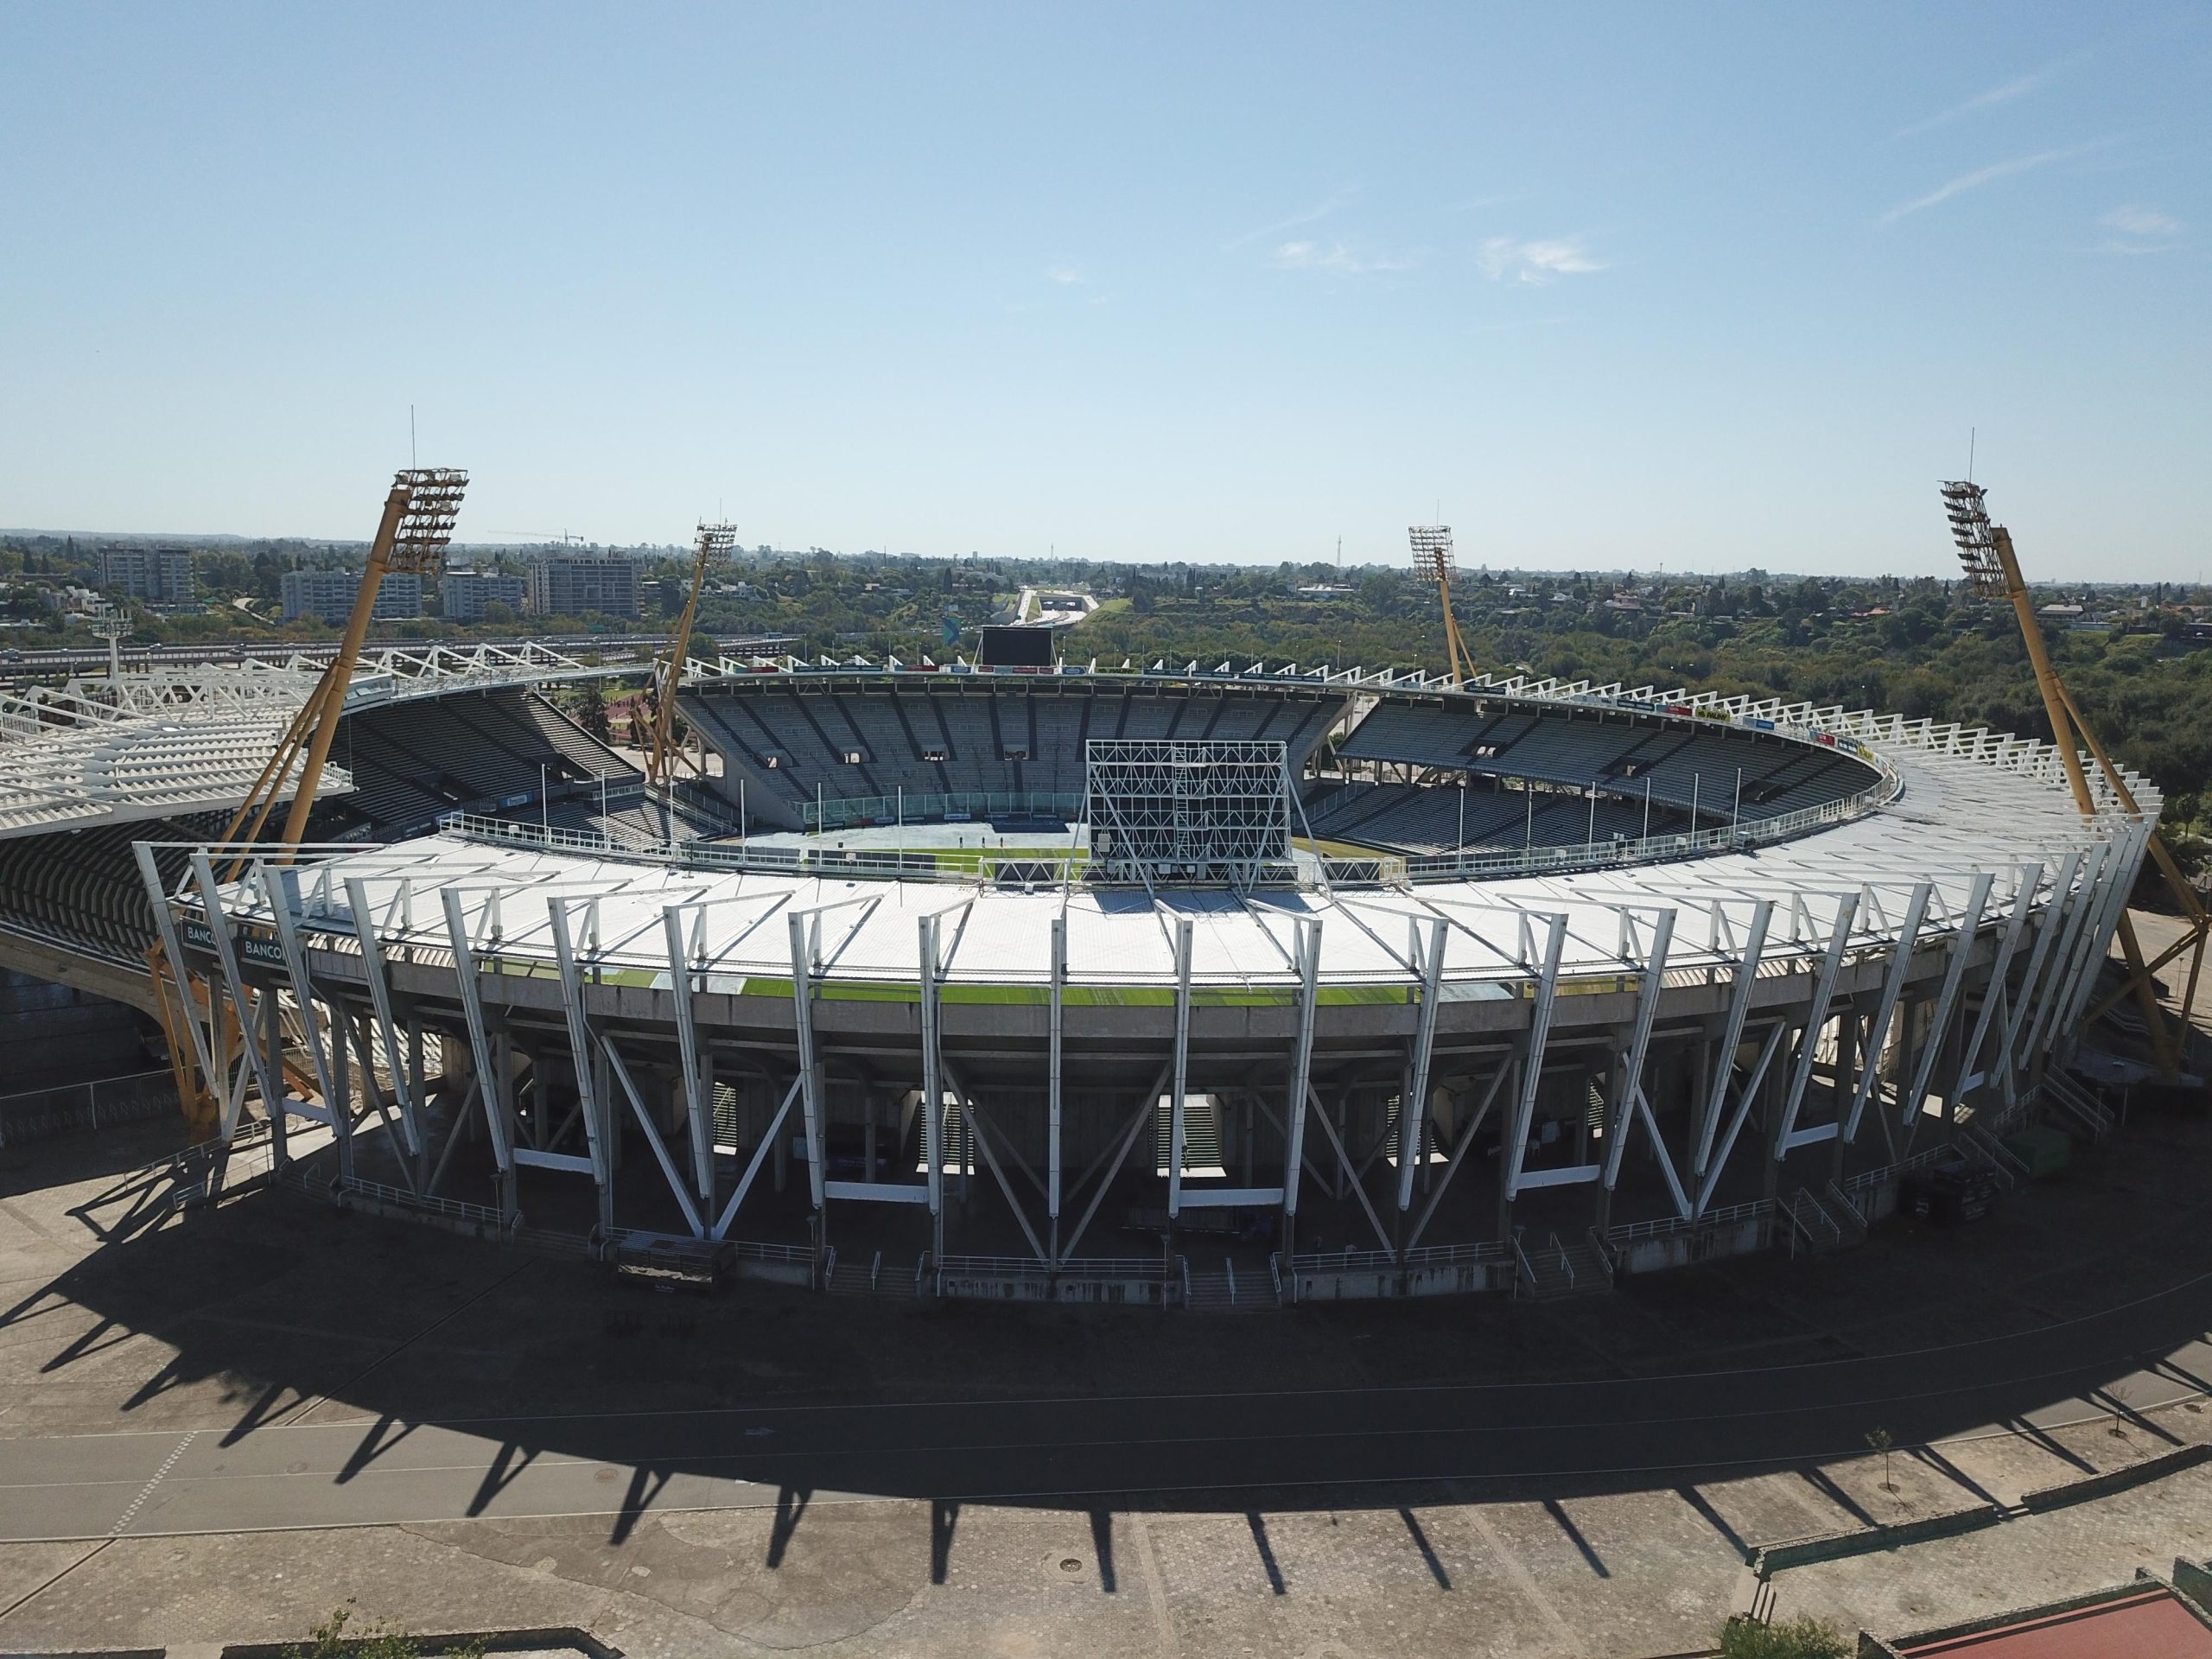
[
  {"left": 0, "top": 645, "right": 629, "bottom": 840},
  {"left": 1085, "top": 738, "right": 1295, "bottom": 887}
]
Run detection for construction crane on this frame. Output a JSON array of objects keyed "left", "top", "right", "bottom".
[
  {"left": 1940, "top": 480, "right": 2207, "bottom": 1076},
  {"left": 1408, "top": 524, "right": 1479, "bottom": 685},
  {"left": 645, "top": 520, "right": 738, "bottom": 790},
  {"left": 214, "top": 468, "right": 468, "bottom": 861}
]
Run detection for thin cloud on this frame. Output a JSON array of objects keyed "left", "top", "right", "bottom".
[
  {"left": 2094, "top": 203, "right": 2181, "bottom": 256},
  {"left": 1478, "top": 235, "right": 1604, "bottom": 284},
  {"left": 1893, "top": 67, "right": 2056, "bottom": 138},
  {"left": 1226, "top": 192, "right": 1353, "bottom": 250},
  {"left": 1271, "top": 239, "right": 1413, "bottom": 276},
  {"left": 2104, "top": 205, "right": 2178, "bottom": 238},
  {"left": 1878, "top": 137, "right": 2119, "bottom": 224},
  {"left": 1046, "top": 265, "right": 1084, "bottom": 285}
]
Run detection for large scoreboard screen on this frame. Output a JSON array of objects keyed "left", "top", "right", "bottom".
[{"left": 977, "top": 626, "right": 1056, "bottom": 668}]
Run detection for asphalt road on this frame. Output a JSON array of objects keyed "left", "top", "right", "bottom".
[{"left": 3, "top": 1318, "right": 2205, "bottom": 1542}]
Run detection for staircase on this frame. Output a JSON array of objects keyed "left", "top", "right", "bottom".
[
  {"left": 1956, "top": 1122, "right": 2027, "bottom": 1191},
  {"left": 827, "top": 1249, "right": 928, "bottom": 1299},
  {"left": 1513, "top": 1230, "right": 1613, "bottom": 1300},
  {"left": 1781, "top": 1186, "right": 1850, "bottom": 1257},
  {"left": 2042, "top": 1071, "right": 2116, "bottom": 1143},
  {"left": 1821, "top": 1180, "right": 1870, "bottom": 1245},
  {"left": 1179, "top": 1255, "right": 1271, "bottom": 1312}
]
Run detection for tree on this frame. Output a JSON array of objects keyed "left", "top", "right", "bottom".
[{"left": 572, "top": 681, "right": 612, "bottom": 743}]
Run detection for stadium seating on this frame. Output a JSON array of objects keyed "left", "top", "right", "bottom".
[
  {"left": 0, "top": 815, "right": 214, "bottom": 963},
  {"left": 324, "top": 688, "right": 632, "bottom": 839},
  {"left": 1332, "top": 700, "right": 1874, "bottom": 823},
  {"left": 683, "top": 683, "right": 1349, "bottom": 829}
]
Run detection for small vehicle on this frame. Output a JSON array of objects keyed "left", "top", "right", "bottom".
[{"left": 1901, "top": 1158, "right": 2000, "bottom": 1225}]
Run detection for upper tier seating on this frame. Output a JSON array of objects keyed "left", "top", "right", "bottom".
[
  {"left": 1334, "top": 701, "right": 1875, "bottom": 821},
  {"left": 0, "top": 814, "right": 217, "bottom": 963},
  {"left": 683, "top": 683, "right": 1349, "bottom": 829},
  {"left": 323, "top": 687, "right": 633, "bottom": 840}
]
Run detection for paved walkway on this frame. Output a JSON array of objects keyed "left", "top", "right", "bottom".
[{"left": 2, "top": 1047, "right": 2210, "bottom": 1653}]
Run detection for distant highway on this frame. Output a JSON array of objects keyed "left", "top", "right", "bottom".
[{"left": 0, "top": 632, "right": 802, "bottom": 683}]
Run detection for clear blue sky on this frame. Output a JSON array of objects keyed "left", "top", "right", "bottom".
[{"left": 3, "top": 4, "right": 2206, "bottom": 578}]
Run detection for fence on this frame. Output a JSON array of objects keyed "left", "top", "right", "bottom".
[{"left": 0, "top": 1068, "right": 175, "bottom": 1147}]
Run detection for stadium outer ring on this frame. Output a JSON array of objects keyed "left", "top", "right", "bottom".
[{"left": 149, "top": 670, "right": 2156, "bottom": 1306}]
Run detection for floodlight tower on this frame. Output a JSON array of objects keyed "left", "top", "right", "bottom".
[
  {"left": 646, "top": 520, "right": 739, "bottom": 789},
  {"left": 87, "top": 602, "right": 130, "bottom": 683},
  {"left": 1940, "top": 480, "right": 2207, "bottom": 1071},
  {"left": 1409, "top": 524, "right": 1478, "bottom": 685},
  {"left": 219, "top": 469, "right": 469, "bottom": 855}
]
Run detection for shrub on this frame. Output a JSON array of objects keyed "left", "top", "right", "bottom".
[
  {"left": 285, "top": 1603, "right": 487, "bottom": 1659},
  {"left": 1719, "top": 1613, "right": 1853, "bottom": 1659}
]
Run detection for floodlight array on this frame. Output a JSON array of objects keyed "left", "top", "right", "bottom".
[
  {"left": 1939, "top": 480, "right": 2006, "bottom": 600},
  {"left": 696, "top": 521, "right": 740, "bottom": 560},
  {"left": 1408, "top": 524, "right": 1454, "bottom": 583},
  {"left": 389, "top": 468, "right": 471, "bottom": 574}
]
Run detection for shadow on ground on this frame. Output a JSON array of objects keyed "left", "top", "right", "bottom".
[{"left": 8, "top": 1100, "right": 2212, "bottom": 1549}]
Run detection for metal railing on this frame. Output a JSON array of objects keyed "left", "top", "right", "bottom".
[
  {"left": 1842, "top": 1145, "right": 1949, "bottom": 1195},
  {"left": 1510, "top": 1233, "right": 1537, "bottom": 1298},
  {"left": 0, "top": 1066, "right": 175, "bottom": 1147},
  {"left": 804, "top": 789, "right": 1084, "bottom": 832},
  {"left": 1605, "top": 1198, "right": 1772, "bottom": 1246},
  {"left": 1822, "top": 1179, "right": 1869, "bottom": 1237},
  {"left": 1585, "top": 1226, "right": 1618, "bottom": 1287},
  {"left": 327, "top": 1173, "right": 522, "bottom": 1236}
]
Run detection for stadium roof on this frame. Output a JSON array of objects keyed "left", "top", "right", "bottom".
[
  {"left": 207, "top": 708, "right": 2123, "bottom": 995},
  {"left": 0, "top": 642, "right": 620, "bottom": 841}
]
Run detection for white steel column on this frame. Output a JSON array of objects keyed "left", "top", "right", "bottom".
[
  {"left": 1500, "top": 912, "right": 1568, "bottom": 1208},
  {"left": 1693, "top": 900, "right": 1772, "bottom": 1180},
  {"left": 133, "top": 844, "right": 223, "bottom": 1136},
  {"left": 1895, "top": 872, "right": 1994, "bottom": 1131},
  {"left": 2022, "top": 844, "right": 2106, "bottom": 1065},
  {"left": 1048, "top": 912, "right": 1065, "bottom": 1264},
  {"left": 190, "top": 852, "right": 286, "bottom": 1150},
  {"left": 438, "top": 887, "right": 517, "bottom": 1221},
  {"left": 1280, "top": 915, "right": 1321, "bottom": 1261},
  {"left": 1946, "top": 866, "right": 2039, "bottom": 1109},
  {"left": 1840, "top": 882, "right": 1930, "bottom": 1146},
  {"left": 1395, "top": 914, "right": 1448, "bottom": 1233},
  {"left": 547, "top": 898, "right": 615, "bottom": 1235},
  {"left": 2059, "top": 822, "right": 2147, "bottom": 1040},
  {"left": 785, "top": 912, "right": 829, "bottom": 1217},
  {"left": 344, "top": 876, "right": 424, "bottom": 1172},
  {"left": 663, "top": 905, "right": 715, "bottom": 1206},
  {"left": 1167, "top": 916, "right": 1193, "bottom": 1221},
  {"left": 1772, "top": 893, "right": 1859, "bottom": 1154},
  {"left": 599, "top": 1037, "right": 707, "bottom": 1238},
  {"left": 1599, "top": 908, "right": 1675, "bottom": 1202},
  {"left": 919, "top": 914, "right": 944, "bottom": 1264},
  {"left": 2000, "top": 849, "right": 2082, "bottom": 1073},
  {"left": 263, "top": 865, "right": 349, "bottom": 1179}
]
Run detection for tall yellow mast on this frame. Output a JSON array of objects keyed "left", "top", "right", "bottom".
[
  {"left": 1941, "top": 480, "right": 2205, "bottom": 1076},
  {"left": 216, "top": 468, "right": 467, "bottom": 864},
  {"left": 1408, "top": 524, "right": 1478, "bottom": 684},
  {"left": 646, "top": 520, "right": 738, "bottom": 790}
]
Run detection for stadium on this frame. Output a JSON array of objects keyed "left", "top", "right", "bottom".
[{"left": 0, "top": 493, "right": 2168, "bottom": 1310}]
